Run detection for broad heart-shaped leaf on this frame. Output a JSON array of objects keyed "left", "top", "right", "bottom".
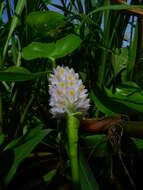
[
  {"left": 22, "top": 34, "right": 82, "bottom": 61},
  {"left": 3, "top": 126, "right": 52, "bottom": 185},
  {"left": 26, "top": 11, "right": 67, "bottom": 37},
  {"left": 79, "top": 150, "right": 100, "bottom": 190}
]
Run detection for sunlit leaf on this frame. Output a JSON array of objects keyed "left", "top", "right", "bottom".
[{"left": 22, "top": 34, "right": 82, "bottom": 61}]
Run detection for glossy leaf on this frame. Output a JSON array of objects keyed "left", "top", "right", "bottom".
[{"left": 22, "top": 34, "right": 82, "bottom": 61}]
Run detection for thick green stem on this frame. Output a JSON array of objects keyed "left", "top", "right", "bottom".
[{"left": 67, "top": 113, "right": 80, "bottom": 189}]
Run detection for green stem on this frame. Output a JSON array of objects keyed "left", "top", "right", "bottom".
[{"left": 67, "top": 113, "right": 80, "bottom": 189}]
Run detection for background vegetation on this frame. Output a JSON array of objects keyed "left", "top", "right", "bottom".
[{"left": 0, "top": 0, "right": 143, "bottom": 189}]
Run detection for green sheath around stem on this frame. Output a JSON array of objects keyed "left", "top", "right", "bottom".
[{"left": 67, "top": 113, "right": 80, "bottom": 188}]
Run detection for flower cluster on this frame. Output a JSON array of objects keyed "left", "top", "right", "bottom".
[{"left": 49, "top": 66, "right": 90, "bottom": 117}]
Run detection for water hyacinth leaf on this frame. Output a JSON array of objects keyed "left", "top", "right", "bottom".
[
  {"left": 79, "top": 150, "right": 100, "bottom": 190},
  {"left": 0, "top": 66, "right": 35, "bottom": 81},
  {"left": 4, "top": 127, "right": 51, "bottom": 185},
  {"left": 26, "top": 11, "right": 67, "bottom": 37},
  {"left": 22, "top": 34, "right": 82, "bottom": 61},
  {"left": 82, "top": 135, "right": 109, "bottom": 157}
]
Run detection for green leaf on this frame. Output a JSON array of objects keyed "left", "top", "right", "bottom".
[
  {"left": 89, "top": 4, "right": 143, "bottom": 15},
  {"left": 43, "top": 169, "right": 57, "bottom": 183},
  {"left": 91, "top": 83, "right": 143, "bottom": 115},
  {"left": 131, "top": 138, "right": 143, "bottom": 150},
  {"left": 82, "top": 135, "right": 109, "bottom": 157},
  {"left": 26, "top": 11, "right": 67, "bottom": 37},
  {"left": 0, "top": 66, "right": 35, "bottom": 81},
  {"left": 0, "top": 66, "right": 49, "bottom": 81},
  {"left": 79, "top": 150, "right": 100, "bottom": 190},
  {"left": 105, "top": 82, "right": 143, "bottom": 112},
  {"left": 90, "top": 89, "right": 117, "bottom": 116},
  {"left": 22, "top": 34, "right": 82, "bottom": 61},
  {"left": 4, "top": 127, "right": 52, "bottom": 185}
]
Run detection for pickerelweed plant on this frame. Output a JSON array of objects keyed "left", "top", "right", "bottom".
[{"left": 49, "top": 66, "right": 90, "bottom": 188}]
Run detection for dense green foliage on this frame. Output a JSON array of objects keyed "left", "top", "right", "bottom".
[{"left": 0, "top": 0, "right": 143, "bottom": 189}]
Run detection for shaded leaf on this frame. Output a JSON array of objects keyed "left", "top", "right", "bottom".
[
  {"left": 43, "top": 168, "right": 57, "bottom": 183},
  {"left": 79, "top": 150, "right": 100, "bottom": 190},
  {"left": 131, "top": 138, "right": 143, "bottom": 150},
  {"left": 4, "top": 127, "right": 52, "bottom": 185},
  {"left": 82, "top": 135, "right": 109, "bottom": 157},
  {"left": 0, "top": 66, "right": 35, "bottom": 81},
  {"left": 90, "top": 89, "right": 117, "bottom": 116},
  {"left": 26, "top": 11, "right": 66, "bottom": 29}
]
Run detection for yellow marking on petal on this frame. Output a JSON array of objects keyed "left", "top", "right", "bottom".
[
  {"left": 60, "top": 82, "right": 65, "bottom": 88},
  {"left": 69, "top": 90, "right": 75, "bottom": 97},
  {"left": 60, "top": 68, "right": 65, "bottom": 75},
  {"left": 55, "top": 74, "right": 60, "bottom": 80},
  {"left": 59, "top": 100, "right": 64, "bottom": 108},
  {"left": 78, "top": 84, "right": 83, "bottom": 92},
  {"left": 68, "top": 75, "right": 73, "bottom": 81},
  {"left": 69, "top": 81, "right": 74, "bottom": 86},
  {"left": 57, "top": 90, "right": 62, "bottom": 96}
]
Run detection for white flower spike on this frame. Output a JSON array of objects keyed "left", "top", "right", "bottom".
[{"left": 49, "top": 66, "right": 90, "bottom": 117}]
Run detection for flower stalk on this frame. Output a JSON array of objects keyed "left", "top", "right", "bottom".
[
  {"left": 67, "top": 113, "right": 80, "bottom": 188},
  {"left": 48, "top": 66, "right": 90, "bottom": 188}
]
